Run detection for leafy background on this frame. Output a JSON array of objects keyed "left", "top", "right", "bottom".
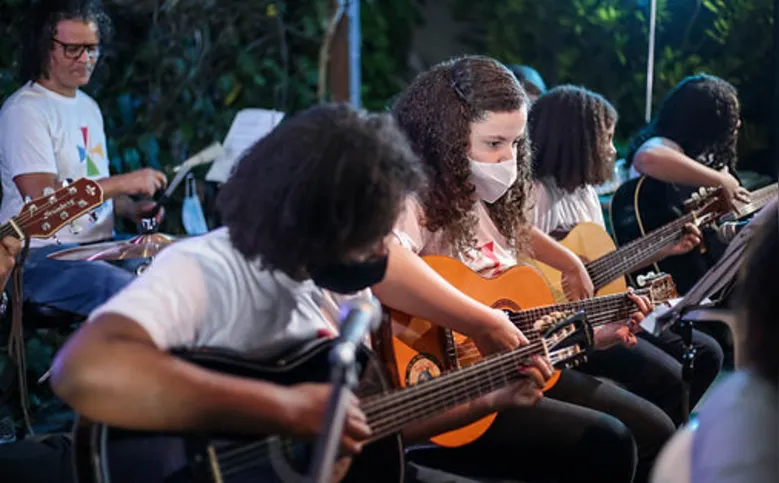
[
  {"left": 0, "top": 0, "right": 775, "bottom": 434},
  {"left": 0, "top": 0, "right": 774, "bottom": 233}
]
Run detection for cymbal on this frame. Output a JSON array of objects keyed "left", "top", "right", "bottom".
[{"left": 47, "top": 233, "right": 179, "bottom": 261}]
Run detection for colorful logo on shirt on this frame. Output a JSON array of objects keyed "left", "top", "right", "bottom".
[{"left": 77, "top": 126, "right": 105, "bottom": 177}]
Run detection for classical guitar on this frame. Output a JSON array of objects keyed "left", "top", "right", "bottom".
[
  {"left": 534, "top": 186, "right": 730, "bottom": 299},
  {"left": 0, "top": 178, "right": 104, "bottom": 242},
  {"left": 377, "top": 255, "right": 677, "bottom": 448},
  {"left": 72, "top": 314, "right": 591, "bottom": 483},
  {"left": 610, "top": 176, "right": 777, "bottom": 293}
]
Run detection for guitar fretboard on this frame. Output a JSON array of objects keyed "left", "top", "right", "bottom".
[
  {"left": 721, "top": 182, "right": 777, "bottom": 223},
  {"left": 362, "top": 340, "right": 550, "bottom": 441},
  {"left": 509, "top": 288, "right": 651, "bottom": 338},
  {"left": 584, "top": 214, "right": 694, "bottom": 290}
]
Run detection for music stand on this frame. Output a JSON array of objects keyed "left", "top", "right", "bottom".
[{"left": 641, "top": 202, "right": 771, "bottom": 422}]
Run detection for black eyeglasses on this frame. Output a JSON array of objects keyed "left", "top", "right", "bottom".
[{"left": 52, "top": 38, "right": 100, "bottom": 60}]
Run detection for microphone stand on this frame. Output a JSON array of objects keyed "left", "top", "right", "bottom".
[
  {"left": 307, "top": 340, "right": 362, "bottom": 483},
  {"left": 307, "top": 297, "right": 380, "bottom": 483}
]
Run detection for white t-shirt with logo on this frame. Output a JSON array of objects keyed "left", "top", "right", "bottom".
[
  {"left": 530, "top": 177, "right": 605, "bottom": 235},
  {"left": 0, "top": 82, "right": 114, "bottom": 246},
  {"left": 90, "top": 228, "right": 373, "bottom": 357}
]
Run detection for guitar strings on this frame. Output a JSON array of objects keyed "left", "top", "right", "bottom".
[
  {"left": 215, "top": 340, "right": 559, "bottom": 477},
  {"left": 212, "top": 341, "right": 552, "bottom": 477},
  {"left": 456, "top": 296, "right": 650, "bottom": 362}
]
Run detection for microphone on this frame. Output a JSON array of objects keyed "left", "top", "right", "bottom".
[
  {"left": 716, "top": 220, "right": 750, "bottom": 244},
  {"left": 331, "top": 296, "right": 381, "bottom": 366}
]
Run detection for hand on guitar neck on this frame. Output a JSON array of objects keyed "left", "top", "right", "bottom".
[
  {"left": 718, "top": 168, "right": 751, "bottom": 210},
  {"left": 480, "top": 353, "right": 553, "bottom": 410},
  {"left": 0, "top": 236, "right": 21, "bottom": 288},
  {"left": 592, "top": 291, "right": 652, "bottom": 350},
  {"left": 283, "top": 383, "right": 372, "bottom": 455}
]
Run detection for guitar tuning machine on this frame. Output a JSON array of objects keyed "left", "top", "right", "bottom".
[{"left": 636, "top": 271, "right": 657, "bottom": 287}]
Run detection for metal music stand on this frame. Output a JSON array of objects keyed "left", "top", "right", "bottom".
[{"left": 641, "top": 210, "right": 759, "bottom": 423}]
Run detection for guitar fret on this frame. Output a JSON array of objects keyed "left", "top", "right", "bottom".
[{"left": 366, "top": 342, "right": 545, "bottom": 439}]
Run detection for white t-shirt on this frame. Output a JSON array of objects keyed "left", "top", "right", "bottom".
[
  {"left": 89, "top": 228, "right": 372, "bottom": 357},
  {"left": 0, "top": 82, "right": 114, "bottom": 246},
  {"left": 629, "top": 137, "right": 684, "bottom": 179},
  {"left": 531, "top": 177, "right": 605, "bottom": 235},
  {"left": 392, "top": 196, "right": 519, "bottom": 278},
  {"left": 651, "top": 371, "right": 778, "bottom": 483}
]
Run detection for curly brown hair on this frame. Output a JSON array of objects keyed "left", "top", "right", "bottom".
[
  {"left": 391, "top": 55, "right": 533, "bottom": 255},
  {"left": 530, "top": 85, "right": 618, "bottom": 192}
]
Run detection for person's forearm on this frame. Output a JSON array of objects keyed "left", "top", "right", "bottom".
[
  {"left": 633, "top": 147, "right": 724, "bottom": 187},
  {"left": 371, "top": 243, "right": 499, "bottom": 337},
  {"left": 51, "top": 319, "right": 294, "bottom": 435},
  {"left": 529, "top": 227, "right": 580, "bottom": 272},
  {"left": 97, "top": 174, "right": 128, "bottom": 199},
  {"left": 401, "top": 397, "right": 495, "bottom": 442}
]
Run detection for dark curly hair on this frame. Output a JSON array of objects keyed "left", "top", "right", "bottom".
[
  {"left": 736, "top": 202, "right": 778, "bottom": 382},
  {"left": 217, "top": 103, "right": 425, "bottom": 280},
  {"left": 530, "top": 85, "right": 618, "bottom": 192},
  {"left": 626, "top": 74, "right": 740, "bottom": 171},
  {"left": 392, "top": 55, "right": 533, "bottom": 255},
  {"left": 20, "top": 0, "right": 113, "bottom": 83}
]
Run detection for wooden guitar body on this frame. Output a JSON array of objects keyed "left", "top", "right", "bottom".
[
  {"left": 378, "top": 256, "right": 558, "bottom": 448},
  {"left": 533, "top": 222, "right": 627, "bottom": 298}
]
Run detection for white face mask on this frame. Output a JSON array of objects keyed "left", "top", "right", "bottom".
[{"left": 468, "top": 158, "right": 517, "bottom": 203}]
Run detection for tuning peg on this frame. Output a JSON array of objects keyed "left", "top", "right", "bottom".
[{"left": 636, "top": 271, "right": 656, "bottom": 287}]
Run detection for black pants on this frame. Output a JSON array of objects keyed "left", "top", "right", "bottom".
[
  {"left": 406, "top": 369, "right": 674, "bottom": 483},
  {"left": 581, "top": 328, "right": 724, "bottom": 426}
]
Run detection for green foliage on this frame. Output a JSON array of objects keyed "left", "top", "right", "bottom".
[
  {"left": 0, "top": 0, "right": 420, "bottom": 233},
  {"left": 451, "top": 0, "right": 775, "bottom": 174}
]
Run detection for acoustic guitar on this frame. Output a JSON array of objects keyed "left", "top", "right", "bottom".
[
  {"left": 0, "top": 177, "right": 104, "bottom": 242},
  {"left": 534, "top": 184, "right": 733, "bottom": 299},
  {"left": 376, "top": 256, "right": 677, "bottom": 448},
  {"left": 610, "top": 176, "right": 776, "bottom": 294},
  {"left": 72, "top": 313, "right": 592, "bottom": 483}
]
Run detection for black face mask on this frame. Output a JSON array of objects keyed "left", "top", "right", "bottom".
[{"left": 310, "top": 255, "right": 389, "bottom": 294}]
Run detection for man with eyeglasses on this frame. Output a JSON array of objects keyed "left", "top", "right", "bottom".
[{"left": 0, "top": 0, "right": 167, "bottom": 318}]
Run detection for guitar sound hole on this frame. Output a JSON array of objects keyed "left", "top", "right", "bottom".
[{"left": 405, "top": 353, "right": 442, "bottom": 386}]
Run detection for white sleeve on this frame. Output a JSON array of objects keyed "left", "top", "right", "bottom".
[
  {"left": 585, "top": 186, "right": 606, "bottom": 229},
  {"left": 650, "top": 427, "right": 693, "bottom": 483},
  {"left": 530, "top": 181, "right": 554, "bottom": 234},
  {"left": 88, "top": 248, "right": 214, "bottom": 349},
  {"left": 1, "top": 103, "right": 58, "bottom": 179},
  {"left": 391, "top": 196, "right": 430, "bottom": 253}
]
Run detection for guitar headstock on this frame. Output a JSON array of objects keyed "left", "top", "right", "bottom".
[
  {"left": 683, "top": 186, "right": 730, "bottom": 225},
  {"left": 645, "top": 273, "right": 678, "bottom": 305},
  {"left": 536, "top": 310, "right": 593, "bottom": 369},
  {"left": 18, "top": 178, "right": 104, "bottom": 239}
]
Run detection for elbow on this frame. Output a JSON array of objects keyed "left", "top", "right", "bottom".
[
  {"left": 50, "top": 346, "right": 103, "bottom": 414},
  {"left": 632, "top": 150, "right": 659, "bottom": 175}
]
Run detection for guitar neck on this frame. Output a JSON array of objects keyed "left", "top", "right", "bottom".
[
  {"left": 0, "top": 215, "right": 27, "bottom": 241},
  {"left": 583, "top": 213, "right": 693, "bottom": 291},
  {"left": 510, "top": 290, "right": 647, "bottom": 332},
  {"left": 721, "top": 182, "right": 778, "bottom": 223},
  {"left": 363, "top": 341, "right": 547, "bottom": 441}
]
